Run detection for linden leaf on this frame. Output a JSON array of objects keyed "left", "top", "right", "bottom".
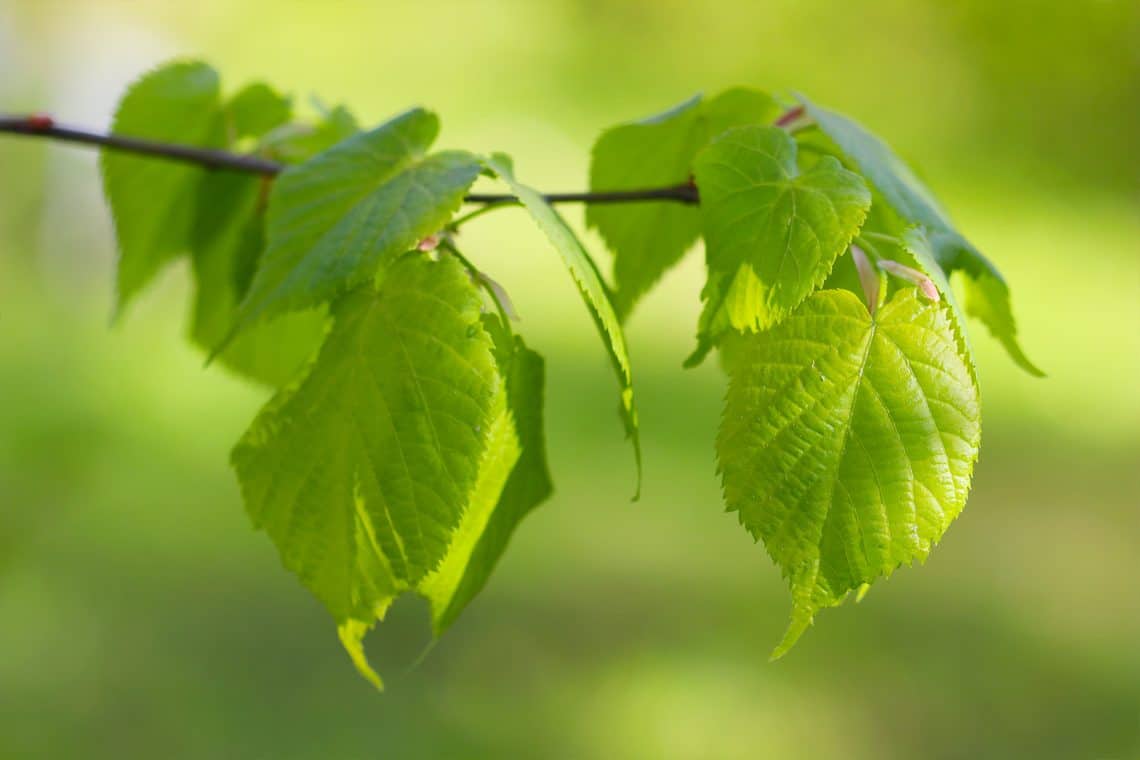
[
  {"left": 232, "top": 253, "right": 505, "bottom": 686},
  {"left": 587, "top": 89, "right": 782, "bottom": 317},
  {"left": 689, "top": 126, "right": 870, "bottom": 363},
  {"left": 231, "top": 108, "right": 481, "bottom": 332},
  {"left": 189, "top": 171, "right": 327, "bottom": 387},
  {"left": 420, "top": 323, "right": 553, "bottom": 633},
  {"left": 484, "top": 155, "right": 641, "bottom": 497},
  {"left": 101, "top": 61, "right": 224, "bottom": 312},
  {"left": 718, "top": 288, "right": 980, "bottom": 657}
]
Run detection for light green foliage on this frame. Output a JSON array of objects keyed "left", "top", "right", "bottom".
[
  {"left": 261, "top": 104, "right": 360, "bottom": 163},
  {"left": 800, "top": 95, "right": 1042, "bottom": 375},
  {"left": 188, "top": 83, "right": 329, "bottom": 387},
  {"left": 485, "top": 155, "right": 641, "bottom": 495},
  {"left": 587, "top": 89, "right": 782, "bottom": 317},
  {"left": 231, "top": 109, "right": 482, "bottom": 331},
  {"left": 101, "top": 61, "right": 223, "bottom": 312},
  {"left": 233, "top": 254, "right": 541, "bottom": 687},
  {"left": 718, "top": 289, "right": 980, "bottom": 655},
  {"left": 224, "top": 82, "right": 293, "bottom": 141},
  {"left": 691, "top": 126, "right": 870, "bottom": 357},
  {"left": 88, "top": 60, "right": 1029, "bottom": 682},
  {"left": 422, "top": 318, "right": 553, "bottom": 633}
]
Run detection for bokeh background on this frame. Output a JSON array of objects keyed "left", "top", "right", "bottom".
[{"left": 1, "top": 1, "right": 1137, "bottom": 757}]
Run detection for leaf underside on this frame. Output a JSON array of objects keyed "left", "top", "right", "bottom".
[{"left": 485, "top": 155, "right": 642, "bottom": 497}]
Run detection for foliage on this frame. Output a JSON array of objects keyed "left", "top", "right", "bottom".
[{"left": 89, "top": 60, "right": 1038, "bottom": 686}]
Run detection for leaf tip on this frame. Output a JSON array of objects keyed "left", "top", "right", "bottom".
[
  {"left": 338, "top": 620, "right": 385, "bottom": 691},
  {"left": 770, "top": 608, "right": 813, "bottom": 661}
]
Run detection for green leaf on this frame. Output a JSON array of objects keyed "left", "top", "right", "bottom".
[
  {"left": 718, "top": 288, "right": 980, "bottom": 657},
  {"left": 224, "top": 82, "right": 292, "bottom": 141},
  {"left": 484, "top": 155, "right": 642, "bottom": 497},
  {"left": 930, "top": 229, "right": 1044, "bottom": 377},
  {"left": 184, "top": 80, "right": 327, "bottom": 386},
  {"left": 587, "top": 89, "right": 781, "bottom": 317},
  {"left": 423, "top": 325, "right": 553, "bottom": 632},
  {"left": 800, "top": 95, "right": 1042, "bottom": 376},
  {"left": 689, "top": 126, "right": 870, "bottom": 362},
  {"left": 189, "top": 171, "right": 327, "bottom": 387},
  {"left": 232, "top": 253, "right": 506, "bottom": 687},
  {"left": 101, "top": 61, "right": 223, "bottom": 312},
  {"left": 231, "top": 108, "right": 482, "bottom": 332},
  {"left": 262, "top": 104, "right": 360, "bottom": 164}
]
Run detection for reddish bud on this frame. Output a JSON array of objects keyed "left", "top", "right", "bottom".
[
  {"left": 26, "top": 114, "right": 54, "bottom": 130},
  {"left": 878, "top": 260, "right": 941, "bottom": 302}
]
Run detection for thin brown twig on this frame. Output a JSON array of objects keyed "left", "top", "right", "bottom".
[{"left": 0, "top": 114, "right": 700, "bottom": 206}]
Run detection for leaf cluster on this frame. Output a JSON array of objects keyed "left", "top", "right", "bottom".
[{"left": 97, "top": 61, "right": 1040, "bottom": 682}]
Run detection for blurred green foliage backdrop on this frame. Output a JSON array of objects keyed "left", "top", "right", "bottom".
[{"left": 1, "top": 1, "right": 1137, "bottom": 757}]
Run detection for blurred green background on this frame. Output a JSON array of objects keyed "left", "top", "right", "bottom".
[{"left": 1, "top": 0, "right": 1137, "bottom": 757}]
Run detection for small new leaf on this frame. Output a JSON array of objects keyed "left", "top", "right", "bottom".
[
  {"left": 231, "top": 108, "right": 482, "bottom": 333},
  {"left": 800, "top": 95, "right": 1042, "bottom": 376},
  {"left": 718, "top": 288, "right": 980, "bottom": 657},
  {"left": 689, "top": 126, "right": 870, "bottom": 362},
  {"left": 484, "top": 155, "right": 642, "bottom": 497},
  {"left": 588, "top": 89, "right": 782, "bottom": 317}
]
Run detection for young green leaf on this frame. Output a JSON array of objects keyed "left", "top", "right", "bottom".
[
  {"left": 689, "top": 126, "right": 870, "bottom": 363},
  {"left": 718, "top": 288, "right": 980, "bottom": 657},
  {"left": 484, "top": 155, "right": 641, "bottom": 496},
  {"left": 230, "top": 108, "right": 482, "bottom": 333},
  {"left": 232, "top": 253, "right": 506, "bottom": 686},
  {"left": 799, "top": 95, "right": 1042, "bottom": 376},
  {"left": 101, "top": 61, "right": 224, "bottom": 313},
  {"left": 588, "top": 89, "right": 781, "bottom": 317}
]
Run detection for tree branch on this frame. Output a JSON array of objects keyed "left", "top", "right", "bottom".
[{"left": 0, "top": 114, "right": 700, "bottom": 206}]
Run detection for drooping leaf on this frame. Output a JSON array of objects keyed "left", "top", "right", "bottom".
[
  {"left": 930, "top": 228, "right": 1043, "bottom": 377},
  {"left": 587, "top": 89, "right": 782, "bottom": 317},
  {"left": 718, "top": 288, "right": 980, "bottom": 657},
  {"left": 484, "top": 155, "right": 641, "bottom": 496},
  {"left": 232, "top": 253, "right": 505, "bottom": 687},
  {"left": 800, "top": 95, "right": 1042, "bottom": 375},
  {"left": 231, "top": 108, "right": 482, "bottom": 332},
  {"left": 101, "top": 61, "right": 224, "bottom": 312},
  {"left": 688, "top": 125, "right": 870, "bottom": 363}
]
